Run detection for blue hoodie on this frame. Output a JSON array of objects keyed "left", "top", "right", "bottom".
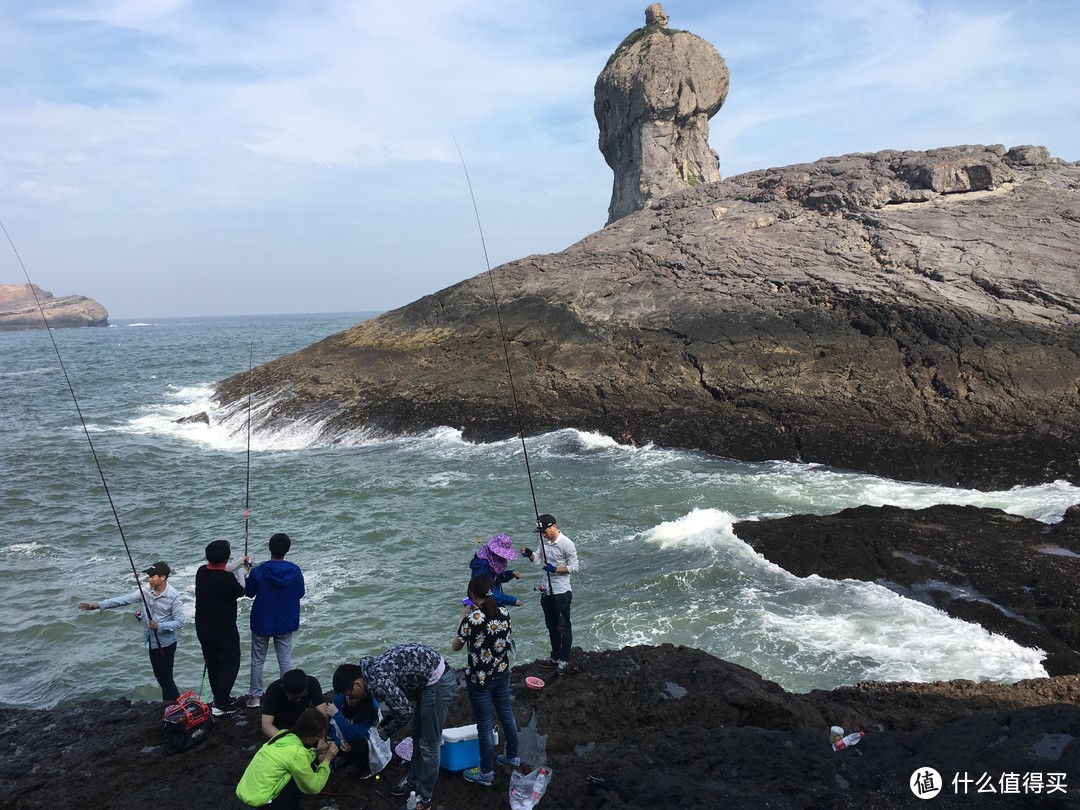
[{"left": 245, "top": 559, "right": 305, "bottom": 635}]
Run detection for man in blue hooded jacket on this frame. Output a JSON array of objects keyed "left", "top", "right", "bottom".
[{"left": 245, "top": 532, "right": 305, "bottom": 708}]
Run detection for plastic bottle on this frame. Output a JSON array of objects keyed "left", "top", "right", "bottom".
[
  {"left": 832, "top": 730, "right": 865, "bottom": 751},
  {"left": 530, "top": 767, "right": 551, "bottom": 801},
  {"left": 406, "top": 790, "right": 418, "bottom": 810}
]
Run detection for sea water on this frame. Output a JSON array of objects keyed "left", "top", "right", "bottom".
[{"left": 1, "top": 313, "right": 1077, "bottom": 709}]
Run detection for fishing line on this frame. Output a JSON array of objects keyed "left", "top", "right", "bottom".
[
  {"left": 452, "top": 138, "right": 554, "bottom": 589},
  {"left": 0, "top": 220, "right": 161, "bottom": 645}
]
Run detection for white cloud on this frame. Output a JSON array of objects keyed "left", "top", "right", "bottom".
[{"left": 0, "top": 0, "right": 1077, "bottom": 317}]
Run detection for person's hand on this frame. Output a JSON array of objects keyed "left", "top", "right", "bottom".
[
  {"left": 319, "top": 740, "right": 339, "bottom": 763},
  {"left": 78, "top": 602, "right": 98, "bottom": 611},
  {"left": 521, "top": 547, "right": 534, "bottom": 560},
  {"left": 339, "top": 740, "right": 351, "bottom": 752},
  {"left": 544, "top": 563, "right": 556, "bottom": 574},
  {"left": 514, "top": 600, "right": 523, "bottom": 607},
  {"left": 511, "top": 571, "right": 521, "bottom": 580},
  {"left": 149, "top": 618, "right": 159, "bottom": 630}
]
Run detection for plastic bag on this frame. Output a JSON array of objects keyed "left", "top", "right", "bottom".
[
  {"left": 509, "top": 766, "right": 552, "bottom": 810},
  {"left": 367, "top": 729, "right": 392, "bottom": 774}
]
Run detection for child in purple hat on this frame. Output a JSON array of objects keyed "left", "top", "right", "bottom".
[{"left": 469, "top": 534, "right": 523, "bottom": 607}]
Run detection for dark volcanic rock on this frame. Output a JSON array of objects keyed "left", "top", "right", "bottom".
[
  {"left": 215, "top": 145, "right": 1080, "bottom": 489},
  {"left": 0, "top": 283, "right": 109, "bottom": 330},
  {"left": 2, "top": 645, "right": 1078, "bottom": 809},
  {"left": 735, "top": 504, "right": 1080, "bottom": 676}
]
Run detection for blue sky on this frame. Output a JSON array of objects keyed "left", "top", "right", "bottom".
[{"left": 1, "top": 0, "right": 1077, "bottom": 318}]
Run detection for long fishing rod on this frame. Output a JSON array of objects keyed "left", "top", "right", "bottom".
[
  {"left": 0, "top": 220, "right": 161, "bottom": 646},
  {"left": 452, "top": 138, "right": 554, "bottom": 590},
  {"left": 244, "top": 345, "right": 253, "bottom": 559}
]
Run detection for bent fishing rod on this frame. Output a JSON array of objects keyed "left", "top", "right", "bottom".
[
  {"left": 453, "top": 139, "right": 555, "bottom": 590},
  {"left": 0, "top": 220, "right": 162, "bottom": 646}
]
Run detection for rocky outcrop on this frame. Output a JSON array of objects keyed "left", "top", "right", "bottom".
[
  {"left": 735, "top": 504, "right": 1080, "bottom": 676},
  {"left": 215, "top": 145, "right": 1080, "bottom": 490},
  {"left": 2, "top": 645, "right": 1078, "bottom": 809},
  {"left": 0, "top": 283, "right": 108, "bottom": 330},
  {"left": 595, "top": 4, "right": 729, "bottom": 223}
]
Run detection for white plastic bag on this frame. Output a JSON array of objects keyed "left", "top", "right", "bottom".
[
  {"left": 367, "top": 729, "right": 392, "bottom": 774},
  {"left": 509, "top": 766, "right": 552, "bottom": 810}
]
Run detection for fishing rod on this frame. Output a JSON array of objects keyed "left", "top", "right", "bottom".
[
  {"left": 452, "top": 138, "right": 554, "bottom": 591},
  {"left": 244, "top": 344, "right": 253, "bottom": 559},
  {"left": 0, "top": 220, "right": 161, "bottom": 647}
]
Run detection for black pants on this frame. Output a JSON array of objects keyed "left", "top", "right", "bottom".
[
  {"left": 540, "top": 591, "right": 573, "bottom": 662},
  {"left": 149, "top": 642, "right": 180, "bottom": 702},
  {"left": 197, "top": 625, "right": 241, "bottom": 707}
]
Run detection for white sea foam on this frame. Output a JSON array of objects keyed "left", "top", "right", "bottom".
[
  {"left": 0, "top": 366, "right": 54, "bottom": 378},
  {"left": 126, "top": 322, "right": 154, "bottom": 327},
  {"left": 614, "top": 507, "right": 1050, "bottom": 687},
  {"left": 0, "top": 541, "right": 49, "bottom": 557}
]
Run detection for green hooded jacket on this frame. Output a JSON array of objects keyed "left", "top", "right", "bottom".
[{"left": 235, "top": 730, "right": 330, "bottom": 806}]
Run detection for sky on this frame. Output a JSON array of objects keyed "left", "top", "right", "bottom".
[{"left": 0, "top": 0, "right": 1077, "bottom": 319}]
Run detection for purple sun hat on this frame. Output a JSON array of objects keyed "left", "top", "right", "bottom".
[{"left": 476, "top": 533, "right": 518, "bottom": 575}]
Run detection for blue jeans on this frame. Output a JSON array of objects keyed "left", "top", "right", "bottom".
[
  {"left": 408, "top": 666, "right": 456, "bottom": 801},
  {"left": 541, "top": 591, "right": 573, "bottom": 662},
  {"left": 248, "top": 632, "right": 294, "bottom": 696},
  {"left": 466, "top": 669, "right": 519, "bottom": 774}
]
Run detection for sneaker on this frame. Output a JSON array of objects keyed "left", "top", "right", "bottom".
[
  {"left": 539, "top": 658, "right": 559, "bottom": 669},
  {"left": 556, "top": 660, "right": 568, "bottom": 674},
  {"left": 463, "top": 767, "right": 494, "bottom": 786},
  {"left": 245, "top": 695, "right": 261, "bottom": 709},
  {"left": 390, "top": 777, "right": 412, "bottom": 797},
  {"left": 213, "top": 701, "right": 238, "bottom": 716},
  {"left": 496, "top": 753, "right": 521, "bottom": 768}
]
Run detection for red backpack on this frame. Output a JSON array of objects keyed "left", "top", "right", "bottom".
[{"left": 163, "top": 691, "right": 213, "bottom": 755}]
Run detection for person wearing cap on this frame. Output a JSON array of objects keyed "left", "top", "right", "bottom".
[
  {"left": 245, "top": 531, "right": 306, "bottom": 708},
  {"left": 520, "top": 514, "right": 579, "bottom": 674},
  {"left": 78, "top": 561, "right": 185, "bottom": 702},
  {"left": 195, "top": 539, "right": 251, "bottom": 716},
  {"left": 469, "top": 533, "right": 523, "bottom": 607}
]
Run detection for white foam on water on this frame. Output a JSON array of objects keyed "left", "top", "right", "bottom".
[
  {"left": 617, "top": 507, "right": 1049, "bottom": 686},
  {"left": 0, "top": 541, "right": 49, "bottom": 557},
  {"left": 0, "top": 366, "right": 54, "bottom": 378},
  {"left": 752, "top": 578, "right": 1047, "bottom": 684},
  {"left": 126, "top": 322, "right": 154, "bottom": 327}
]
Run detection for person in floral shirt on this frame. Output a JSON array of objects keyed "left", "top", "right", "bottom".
[{"left": 452, "top": 573, "right": 521, "bottom": 787}]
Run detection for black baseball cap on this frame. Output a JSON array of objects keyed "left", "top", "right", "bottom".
[
  {"left": 533, "top": 514, "right": 557, "bottom": 533},
  {"left": 144, "top": 561, "right": 171, "bottom": 577}
]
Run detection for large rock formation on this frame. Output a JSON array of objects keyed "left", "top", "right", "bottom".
[
  {"left": 214, "top": 145, "right": 1080, "bottom": 490},
  {"left": 595, "top": 4, "right": 729, "bottom": 223},
  {"left": 0, "top": 283, "right": 108, "bottom": 330}
]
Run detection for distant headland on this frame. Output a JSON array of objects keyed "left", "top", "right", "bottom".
[{"left": 0, "top": 283, "right": 109, "bottom": 331}]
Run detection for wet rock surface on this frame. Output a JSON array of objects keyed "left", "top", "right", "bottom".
[
  {"left": 214, "top": 145, "right": 1080, "bottom": 490},
  {"left": 2, "top": 645, "right": 1078, "bottom": 809}
]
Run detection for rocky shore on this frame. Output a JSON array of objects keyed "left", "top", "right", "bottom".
[
  {"left": 1, "top": 643, "right": 1077, "bottom": 809},
  {"left": 0, "top": 283, "right": 108, "bottom": 330}
]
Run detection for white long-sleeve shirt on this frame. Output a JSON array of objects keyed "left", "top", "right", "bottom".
[{"left": 528, "top": 531, "right": 578, "bottom": 595}]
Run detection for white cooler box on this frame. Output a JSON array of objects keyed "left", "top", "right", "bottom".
[{"left": 440, "top": 724, "right": 499, "bottom": 772}]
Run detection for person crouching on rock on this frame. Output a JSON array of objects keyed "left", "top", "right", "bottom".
[
  {"left": 469, "top": 533, "right": 523, "bottom": 607},
  {"left": 235, "top": 707, "right": 337, "bottom": 809},
  {"left": 327, "top": 663, "right": 382, "bottom": 776}
]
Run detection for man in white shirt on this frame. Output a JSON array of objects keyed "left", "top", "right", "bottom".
[{"left": 521, "top": 513, "right": 579, "bottom": 674}]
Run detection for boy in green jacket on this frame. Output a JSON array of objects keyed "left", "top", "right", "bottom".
[{"left": 236, "top": 707, "right": 338, "bottom": 809}]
